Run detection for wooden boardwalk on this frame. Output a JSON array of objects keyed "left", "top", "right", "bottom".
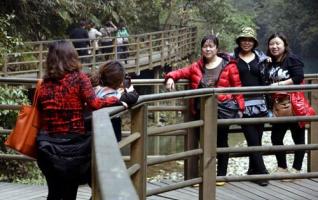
[{"left": 1, "top": 179, "right": 318, "bottom": 200}]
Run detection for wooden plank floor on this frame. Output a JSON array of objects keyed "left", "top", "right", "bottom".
[{"left": 1, "top": 179, "right": 318, "bottom": 200}]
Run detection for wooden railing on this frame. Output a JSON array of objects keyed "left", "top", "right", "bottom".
[
  {"left": 91, "top": 78, "right": 318, "bottom": 199},
  {"left": 1, "top": 75, "right": 318, "bottom": 200},
  {"left": 1, "top": 26, "right": 197, "bottom": 78}
]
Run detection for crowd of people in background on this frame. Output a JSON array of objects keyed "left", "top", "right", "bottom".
[
  {"left": 33, "top": 22, "right": 316, "bottom": 199},
  {"left": 69, "top": 19, "right": 129, "bottom": 64}
]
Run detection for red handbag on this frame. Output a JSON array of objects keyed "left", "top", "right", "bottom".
[{"left": 5, "top": 80, "right": 42, "bottom": 158}]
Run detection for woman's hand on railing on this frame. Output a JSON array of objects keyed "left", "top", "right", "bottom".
[{"left": 165, "top": 78, "right": 175, "bottom": 91}]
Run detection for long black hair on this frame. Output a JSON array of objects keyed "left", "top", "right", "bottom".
[{"left": 266, "top": 32, "right": 290, "bottom": 61}]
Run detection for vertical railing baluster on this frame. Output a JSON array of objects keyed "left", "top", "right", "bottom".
[
  {"left": 3, "top": 53, "right": 8, "bottom": 77},
  {"left": 38, "top": 42, "right": 43, "bottom": 78},
  {"left": 135, "top": 36, "right": 140, "bottom": 75},
  {"left": 130, "top": 105, "right": 148, "bottom": 199},
  {"left": 199, "top": 95, "right": 217, "bottom": 200},
  {"left": 308, "top": 79, "right": 318, "bottom": 172},
  {"left": 148, "top": 34, "right": 153, "bottom": 69}
]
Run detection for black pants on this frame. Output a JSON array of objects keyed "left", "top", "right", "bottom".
[
  {"left": 37, "top": 133, "right": 91, "bottom": 200},
  {"left": 271, "top": 122, "right": 305, "bottom": 170},
  {"left": 43, "top": 169, "right": 79, "bottom": 200},
  {"left": 242, "top": 123, "right": 268, "bottom": 174},
  {"left": 217, "top": 125, "right": 230, "bottom": 176}
]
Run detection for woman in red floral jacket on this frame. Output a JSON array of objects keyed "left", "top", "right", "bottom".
[
  {"left": 36, "top": 41, "right": 121, "bottom": 200},
  {"left": 165, "top": 35, "right": 244, "bottom": 186}
]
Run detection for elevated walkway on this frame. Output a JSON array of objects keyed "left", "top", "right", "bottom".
[{"left": 2, "top": 179, "right": 318, "bottom": 200}]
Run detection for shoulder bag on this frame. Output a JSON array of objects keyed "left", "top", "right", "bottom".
[
  {"left": 5, "top": 80, "right": 42, "bottom": 158},
  {"left": 272, "top": 93, "right": 293, "bottom": 117}
]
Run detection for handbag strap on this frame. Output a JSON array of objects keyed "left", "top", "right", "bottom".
[{"left": 32, "top": 79, "right": 42, "bottom": 106}]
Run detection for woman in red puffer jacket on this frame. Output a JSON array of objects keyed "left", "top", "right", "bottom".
[{"left": 165, "top": 35, "right": 244, "bottom": 185}]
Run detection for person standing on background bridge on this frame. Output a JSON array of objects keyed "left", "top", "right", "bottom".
[
  {"left": 265, "top": 32, "right": 315, "bottom": 177},
  {"left": 36, "top": 41, "right": 121, "bottom": 200},
  {"left": 69, "top": 20, "right": 90, "bottom": 60},
  {"left": 100, "top": 20, "right": 118, "bottom": 60},
  {"left": 116, "top": 21, "right": 130, "bottom": 64},
  {"left": 165, "top": 34, "right": 245, "bottom": 187},
  {"left": 88, "top": 21, "right": 102, "bottom": 54},
  {"left": 233, "top": 27, "right": 269, "bottom": 186}
]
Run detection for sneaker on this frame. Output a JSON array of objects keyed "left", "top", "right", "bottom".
[
  {"left": 273, "top": 167, "right": 291, "bottom": 182},
  {"left": 216, "top": 181, "right": 225, "bottom": 186},
  {"left": 192, "top": 184, "right": 199, "bottom": 188},
  {"left": 289, "top": 168, "right": 301, "bottom": 174}
]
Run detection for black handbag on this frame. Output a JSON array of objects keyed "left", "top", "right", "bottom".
[{"left": 218, "top": 99, "right": 240, "bottom": 119}]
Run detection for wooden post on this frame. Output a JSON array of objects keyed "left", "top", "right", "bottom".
[
  {"left": 199, "top": 95, "right": 217, "bottom": 200},
  {"left": 148, "top": 34, "right": 153, "bottom": 69},
  {"left": 91, "top": 145, "right": 101, "bottom": 200},
  {"left": 153, "top": 67, "right": 160, "bottom": 155},
  {"left": 131, "top": 105, "right": 148, "bottom": 199},
  {"left": 114, "top": 38, "right": 118, "bottom": 60},
  {"left": 3, "top": 53, "right": 8, "bottom": 77},
  {"left": 160, "top": 32, "right": 164, "bottom": 67},
  {"left": 38, "top": 42, "right": 43, "bottom": 78},
  {"left": 168, "top": 31, "right": 172, "bottom": 64},
  {"left": 92, "top": 40, "right": 96, "bottom": 70},
  {"left": 135, "top": 36, "right": 140, "bottom": 75},
  {"left": 308, "top": 79, "right": 318, "bottom": 172},
  {"left": 184, "top": 99, "right": 199, "bottom": 180}
]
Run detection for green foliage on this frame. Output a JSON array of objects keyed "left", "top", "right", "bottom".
[
  {"left": 0, "top": 14, "right": 23, "bottom": 68},
  {"left": 231, "top": 0, "right": 318, "bottom": 57},
  {"left": 0, "top": 86, "right": 29, "bottom": 129},
  {"left": 0, "top": 159, "right": 45, "bottom": 184},
  {"left": 0, "top": 86, "right": 44, "bottom": 184}
]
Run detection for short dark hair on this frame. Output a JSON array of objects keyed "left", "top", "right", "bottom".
[
  {"left": 201, "top": 35, "right": 219, "bottom": 49},
  {"left": 45, "top": 40, "right": 81, "bottom": 80},
  {"left": 98, "top": 60, "right": 125, "bottom": 89},
  {"left": 267, "top": 32, "right": 290, "bottom": 61}
]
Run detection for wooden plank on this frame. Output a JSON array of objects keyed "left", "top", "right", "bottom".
[
  {"left": 270, "top": 180, "right": 317, "bottom": 200},
  {"left": 239, "top": 181, "right": 286, "bottom": 200},
  {"left": 156, "top": 180, "right": 198, "bottom": 197},
  {"left": 0, "top": 183, "right": 90, "bottom": 200},
  {"left": 225, "top": 182, "right": 266, "bottom": 200},
  {"left": 148, "top": 181, "right": 195, "bottom": 200},
  {"left": 232, "top": 181, "right": 294, "bottom": 200},
  {"left": 296, "top": 179, "right": 318, "bottom": 191},
  {"left": 285, "top": 180, "right": 318, "bottom": 197}
]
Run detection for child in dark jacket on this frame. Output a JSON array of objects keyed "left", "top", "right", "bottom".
[{"left": 87, "top": 60, "right": 139, "bottom": 141}]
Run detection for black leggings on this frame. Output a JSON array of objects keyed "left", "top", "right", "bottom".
[
  {"left": 44, "top": 170, "right": 79, "bottom": 200},
  {"left": 242, "top": 123, "right": 268, "bottom": 174},
  {"left": 271, "top": 123, "right": 305, "bottom": 170},
  {"left": 217, "top": 125, "right": 230, "bottom": 176}
]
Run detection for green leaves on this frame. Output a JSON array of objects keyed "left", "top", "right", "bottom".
[{"left": 0, "top": 86, "right": 29, "bottom": 129}]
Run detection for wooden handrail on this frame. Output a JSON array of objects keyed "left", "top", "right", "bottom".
[{"left": 1, "top": 76, "right": 318, "bottom": 200}]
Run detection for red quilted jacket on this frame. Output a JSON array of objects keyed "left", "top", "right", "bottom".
[
  {"left": 273, "top": 86, "right": 316, "bottom": 128},
  {"left": 165, "top": 56, "right": 245, "bottom": 116}
]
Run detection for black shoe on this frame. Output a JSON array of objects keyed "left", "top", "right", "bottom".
[
  {"left": 247, "top": 169, "right": 255, "bottom": 175},
  {"left": 253, "top": 180, "right": 269, "bottom": 186}
]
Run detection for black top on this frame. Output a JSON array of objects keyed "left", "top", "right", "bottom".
[
  {"left": 69, "top": 27, "right": 90, "bottom": 49},
  {"left": 237, "top": 57, "right": 263, "bottom": 87},
  {"left": 267, "top": 53, "right": 304, "bottom": 84}
]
